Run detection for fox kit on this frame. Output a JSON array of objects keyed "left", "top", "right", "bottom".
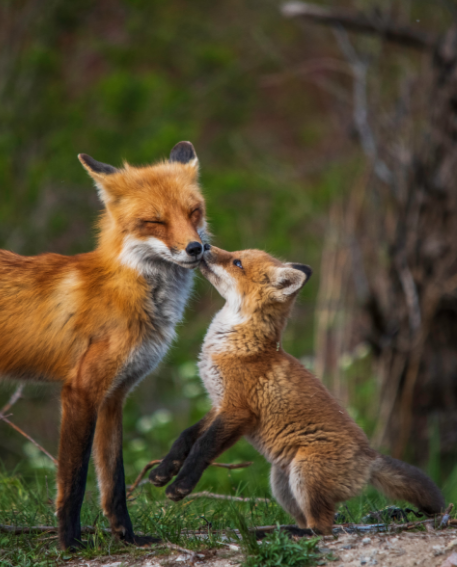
[
  {"left": 150, "top": 246, "right": 444, "bottom": 533},
  {"left": 0, "top": 142, "right": 208, "bottom": 549}
]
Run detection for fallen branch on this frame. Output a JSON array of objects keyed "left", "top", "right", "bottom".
[
  {"left": 1, "top": 513, "right": 451, "bottom": 542},
  {"left": 127, "top": 460, "right": 253, "bottom": 499},
  {"left": 186, "top": 491, "right": 271, "bottom": 503},
  {"left": 281, "top": 2, "right": 437, "bottom": 50},
  {"left": 0, "top": 524, "right": 110, "bottom": 535}
]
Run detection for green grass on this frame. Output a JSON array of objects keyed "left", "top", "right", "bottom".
[
  {"left": 1, "top": 467, "right": 455, "bottom": 566},
  {"left": 239, "top": 526, "right": 322, "bottom": 567}
]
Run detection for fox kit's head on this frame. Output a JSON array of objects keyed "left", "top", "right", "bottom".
[
  {"left": 79, "top": 142, "right": 207, "bottom": 272},
  {"left": 200, "top": 246, "right": 312, "bottom": 322}
]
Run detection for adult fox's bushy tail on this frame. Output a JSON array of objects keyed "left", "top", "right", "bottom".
[{"left": 370, "top": 454, "right": 444, "bottom": 515}]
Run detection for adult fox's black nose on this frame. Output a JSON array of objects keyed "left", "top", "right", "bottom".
[{"left": 186, "top": 241, "right": 203, "bottom": 257}]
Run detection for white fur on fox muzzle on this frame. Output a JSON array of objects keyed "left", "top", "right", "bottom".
[
  {"left": 203, "top": 261, "right": 240, "bottom": 303},
  {"left": 120, "top": 236, "right": 201, "bottom": 274}
]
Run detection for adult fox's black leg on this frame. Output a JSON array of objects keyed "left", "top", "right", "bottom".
[
  {"left": 93, "top": 388, "right": 159, "bottom": 546},
  {"left": 56, "top": 384, "right": 97, "bottom": 550}
]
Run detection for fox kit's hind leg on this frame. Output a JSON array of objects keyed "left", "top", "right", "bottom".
[
  {"left": 270, "top": 466, "right": 307, "bottom": 528},
  {"left": 288, "top": 458, "right": 335, "bottom": 534}
]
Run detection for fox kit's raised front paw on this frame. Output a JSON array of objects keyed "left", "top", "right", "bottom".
[
  {"left": 165, "top": 479, "right": 194, "bottom": 501},
  {"left": 149, "top": 460, "right": 181, "bottom": 487}
]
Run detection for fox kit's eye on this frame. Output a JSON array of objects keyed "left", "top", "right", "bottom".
[
  {"left": 233, "top": 259, "right": 243, "bottom": 269},
  {"left": 144, "top": 220, "right": 165, "bottom": 225}
]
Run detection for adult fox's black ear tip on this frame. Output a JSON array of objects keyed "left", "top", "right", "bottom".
[
  {"left": 78, "top": 153, "right": 117, "bottom": 175},
  {"left": 291, "top": 263, "right": 313, "bottom": 281}
]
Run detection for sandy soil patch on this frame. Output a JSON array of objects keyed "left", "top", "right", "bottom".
[{"left": 67, "top": 530, "right": 457, "bottom": 567}]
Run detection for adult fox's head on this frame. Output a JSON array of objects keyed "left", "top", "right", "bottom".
[
  {"left": 200, "top": 246, "right": 312, "bottom": 321},
  {"left": 79, "top": 142, "right": 207, "bottom": 272}
]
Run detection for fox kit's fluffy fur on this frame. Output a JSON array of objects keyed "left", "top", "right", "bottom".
[
  {"left": 150, "top": 246, "right": 444, "bottom": 533},
  {"left": 0, "top": 142, "right": 207, "bottom": 549}
]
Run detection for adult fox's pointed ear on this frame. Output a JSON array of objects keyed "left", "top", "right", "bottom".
[
  {"left": 169, "top": 141, "right": 199, "bottom": 171},
  {"left": 270, "top": 264, "right": 312, "bottom": 301},
  {"left": 78, "top": 154, "right": 118, "bottom": 176},
  {"left": 78, "top": 154, "right": 118, "bottom": 205}
]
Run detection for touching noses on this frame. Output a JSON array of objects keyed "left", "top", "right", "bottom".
[{"left": 186, "top": 241, "right": 203, "bottom": 258}]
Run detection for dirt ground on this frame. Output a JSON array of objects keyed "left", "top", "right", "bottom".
[{"left": 66, "top": 529, "right": 457, "bottom": 567}]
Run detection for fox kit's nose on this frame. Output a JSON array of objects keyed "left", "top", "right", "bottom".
[{"left": 186, "top": 241, "right": 203, "bottom": 257}]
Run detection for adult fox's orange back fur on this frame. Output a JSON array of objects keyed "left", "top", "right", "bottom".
[
  {"left": 150, "top": 246, "right": 444, "bottom": 533},
  {"left": 0, "top": 142, "right": 208, "bottom": 549}
]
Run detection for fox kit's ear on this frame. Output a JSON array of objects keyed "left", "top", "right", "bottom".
[
  {"left": 288, "top": 263, "right": 313, "bottom": 281},
  {"left": 78, "top": 154, "right": 118, "bottom": 205},
  {"left": 169, "top": 141, "right": 199, "bottom": 171},
  {"left": 271, "top": 264, "right": 312, "bottom": 301}
]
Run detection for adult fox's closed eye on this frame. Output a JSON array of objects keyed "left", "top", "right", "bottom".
[
  {"left": 0, "top": 142, "right": 207, "bottom": 550},
  {"left": 150, "top": 246, "right": 445, "bottom": 533}
]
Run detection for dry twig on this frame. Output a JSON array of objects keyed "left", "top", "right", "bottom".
[
  {"left": 127, "top": 460, "right": 163, "bottom": 498},
  {"left": 0, "top": 384, "right": 58, "bottom": 465},
  {"left": 0, "top": 384, "right": 24, "bottom": 416},
  {"left": 0, "top": 414, "right": 57, "bottom": 465}
]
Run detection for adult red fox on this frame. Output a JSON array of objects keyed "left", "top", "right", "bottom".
[
  {"left": 150, "top": 246, "right": 444, "bottom": 533},
  {"left": 0, "top": 142, "right": 208, "bottom": 549}
]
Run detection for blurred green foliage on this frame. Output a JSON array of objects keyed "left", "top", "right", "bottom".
[{"left": 0, "top": 0, "right": 453, "bottom": 526}]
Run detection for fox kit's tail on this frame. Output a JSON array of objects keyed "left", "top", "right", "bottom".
[{"left": 369, "top": 454, "right": 444, "bottom": 515}]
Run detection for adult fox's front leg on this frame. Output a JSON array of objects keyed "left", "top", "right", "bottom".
[
  {"left": 56, "top": 382, "right": 98, "bottom": 550},
  {"left": 93, "top": 387, "right": 159, "bottom": 546},
  {"left": 56, "top": 340, "right": 118, "bottom": 550}
]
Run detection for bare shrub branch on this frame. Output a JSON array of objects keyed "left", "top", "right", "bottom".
[
  {"left": 0, "top": 414, "right": 57, "bottom": 465},
  {"left": 0, "top": 385, "right": 24, "bottom": 416},
  {"left": 281, "top": 2, "right": 437, "bottom": 50}
]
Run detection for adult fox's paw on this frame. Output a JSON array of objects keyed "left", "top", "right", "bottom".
[{"left": 165, "top": 480, "right": 193, "bottom": 501}]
